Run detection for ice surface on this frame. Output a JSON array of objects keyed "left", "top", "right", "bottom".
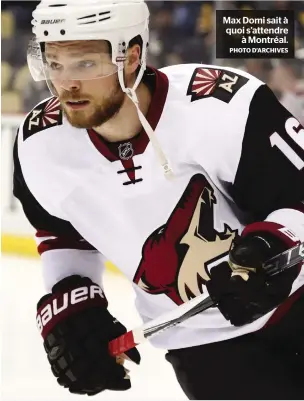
[{"left": 1, "top": 256, "right": 185, "bottom": 400}]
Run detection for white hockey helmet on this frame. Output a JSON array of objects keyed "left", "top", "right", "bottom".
[{"left": 28, "top": 0, "right": 149, "bottom": 91}]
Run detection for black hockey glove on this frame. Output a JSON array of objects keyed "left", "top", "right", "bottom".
[
  {"left": 206, "top": 222, "right": 301, "bottom": 327},
  {"left": 36, "top": 275, "right": 140, "bottom": 395}
]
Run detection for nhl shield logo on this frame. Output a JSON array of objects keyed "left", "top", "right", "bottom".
[{"left": 118, "top": 142, "right": 134, "bottom": 160}]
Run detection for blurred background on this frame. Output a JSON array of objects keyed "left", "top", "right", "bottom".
[{"left": 1, "top": 0, "right": 304, "bottom": 121}]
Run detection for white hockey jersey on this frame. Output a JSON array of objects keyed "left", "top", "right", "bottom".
[{"left": 14, "top": 64, "right": 304, "bottom": 350}]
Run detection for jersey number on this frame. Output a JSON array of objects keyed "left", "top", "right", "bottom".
[{"left": 270, "top": 117, "right": 304, "bottom": 170}]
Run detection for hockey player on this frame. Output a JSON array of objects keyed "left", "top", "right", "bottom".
[{"left": 14, "top": 0, "right": 304, "bottom": 399}]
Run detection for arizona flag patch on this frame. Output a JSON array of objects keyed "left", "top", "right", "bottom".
[
  {"left": 24, "top": 97, "right": 63, "bottom": 141},
  {"left": 187, "top": 67, "right": 248, "bottom": 104}
]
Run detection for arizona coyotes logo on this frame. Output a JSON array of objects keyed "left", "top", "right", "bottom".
[
  {"left": 24, "top": 97, "right": 63, "bottom": 141},
  {"left": 133, "top": 174, "right": 238, "bottom": 305},
  {"left": 187, "top": 67, "right": 248, "bottom": 104}
]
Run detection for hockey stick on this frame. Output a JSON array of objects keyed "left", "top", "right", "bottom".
[{"left": 109, "top": 242, "right": 304, "bottom": 357}]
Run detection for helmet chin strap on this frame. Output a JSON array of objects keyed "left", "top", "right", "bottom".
[{"left": 117, "top": 63, "right": 173, "bottom": 179}]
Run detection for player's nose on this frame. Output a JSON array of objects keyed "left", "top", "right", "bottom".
[{"left": 60, "top": 79, "right": 81, "bottom": 92}]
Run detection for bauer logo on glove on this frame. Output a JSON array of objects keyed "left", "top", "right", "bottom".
[{"left": 36, "top": 284, "right": 106, "bottom": 336}]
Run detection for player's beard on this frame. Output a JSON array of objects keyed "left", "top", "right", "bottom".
[{"left": 58, "top": 77, "right": 125, "bottom": 129}]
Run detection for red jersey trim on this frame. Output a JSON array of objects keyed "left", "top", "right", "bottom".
[{"left": 36, "top": 230, "right": 96, "bottom": 255}]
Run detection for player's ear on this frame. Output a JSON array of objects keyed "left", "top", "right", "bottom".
[{"left": 124, "top": 44, "right": 141, "bottom": 82}]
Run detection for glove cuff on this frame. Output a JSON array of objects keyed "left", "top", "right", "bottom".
[
  {"left": 36, "top": 275, "right": 108, "bottom": 339},
  {"left": 241, "top": 221, "right": 300, "bottom": 249}
]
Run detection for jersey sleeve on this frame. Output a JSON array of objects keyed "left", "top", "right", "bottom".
[
  {"left": 13, "top": 130, "right": 106, "bottom": 292},
  {"left": 227, "top": 84, "right": 304, "bottom": 241}
]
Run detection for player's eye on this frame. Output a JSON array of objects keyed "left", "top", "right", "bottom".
[
  {"left": 77, "top": 60, "right": 96, "bottom": 69},
  {"left": 47, "top": 61, "right": 62, "bottom": 71}
]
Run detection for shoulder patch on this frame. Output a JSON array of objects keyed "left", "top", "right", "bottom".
[
  {"left": 23, "top": 97, "right": 63, "bottom": 141},
  {"left": 187, "top": 67, "right": 248, "bottom": 103}
]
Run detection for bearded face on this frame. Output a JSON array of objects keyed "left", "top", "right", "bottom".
[
  {"left": 57, "top": 77, "right": 125, "bottom": 129},
  {"left": 44, "top": 40, "right": 125, "bottom": 129}
]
